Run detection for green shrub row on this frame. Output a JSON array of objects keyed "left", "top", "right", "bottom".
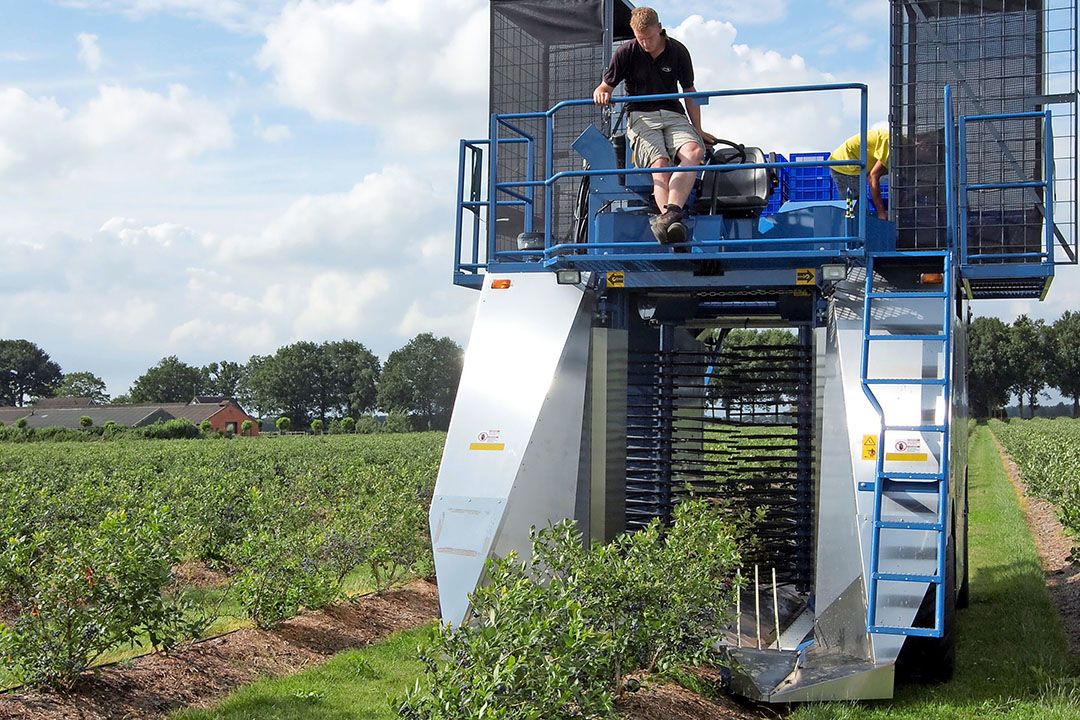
[
  {"left": 991, "top": 418, "right": 1080, "bottom": 543},
  {"left": 399, "top": 499, "right": 747, "bottom": 720},
  {"left": 0, "top": 433, "right": 442, "bottom": 688}
]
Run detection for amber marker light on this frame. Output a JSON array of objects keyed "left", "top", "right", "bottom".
[
  {"left": 491, "top": 279, "right": 512, "bottom": 289},
  {"left": 919, "top": 273, "right": 944, "bottom": 284}
]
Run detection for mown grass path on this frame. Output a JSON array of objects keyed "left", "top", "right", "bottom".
[{"left": 173, "top": 425, "right": 1080, "bottom": 720}]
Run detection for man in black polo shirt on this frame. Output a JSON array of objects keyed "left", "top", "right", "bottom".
[{"left": 593, "top": 6, "right": 716, "bottom": 245}]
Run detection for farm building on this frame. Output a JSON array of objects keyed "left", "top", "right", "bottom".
[{"left": 3, "top": 396, "right": 259, "bottom": 435}]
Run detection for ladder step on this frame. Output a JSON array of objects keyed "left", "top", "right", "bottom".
[
  {"left": 876, "top": 520, "right": 944, "bottom": 531},
  {"left": 867, "top": 291, "right": 948, "bottom": 299},
  {"left": 873, "top": 572, "right": 941, "bottom": 584},
  {"left": 868, "top": 625, "right": 943, "bottom": 638},
  {"left": 884, "top": 424, "right": 947, "bottom": 433},
  {"left": 883, "top": 471, "right": 944, "bottom": 481},
  {"left": 864, "top": 378, "right": 946, "bottom": 386},
  {"left": 866, "top": 334, "right": 948, "bottom": 341},
  {"left": 859, "top": 480, "right": 941, "bottom": 493}
]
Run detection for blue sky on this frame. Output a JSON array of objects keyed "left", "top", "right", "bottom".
[{"left": 0, "top": 0, "right": 1073, "bottom": 397}]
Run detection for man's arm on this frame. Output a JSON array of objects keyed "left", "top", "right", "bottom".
[
  {"left": 868, "top": 160, "right": 888, "bottom": 220},
  {"left": 593, "top": 81, "right": 615, "bottom": 105},
  {"left": 682, "top": 86, "right": 717, "bottom": 146}
]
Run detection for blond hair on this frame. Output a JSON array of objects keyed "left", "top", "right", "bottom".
[{"left": 630, "top": 7, "right": 660, "bottom": 33}]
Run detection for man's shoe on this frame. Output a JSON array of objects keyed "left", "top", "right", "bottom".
[
  {"left": 666, "top": 220, "right": 687, "bottom": 246},
  {"left": 649, "top": 214, "right": 668, "bottom": 244}
]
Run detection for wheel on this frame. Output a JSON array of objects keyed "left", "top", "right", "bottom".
[{"left": 895, "top": 539, "right": 957, "bottom": 683}]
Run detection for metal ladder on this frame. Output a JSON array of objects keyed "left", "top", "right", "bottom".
[{"left": 859, "top": 251, "right": 953, "bottom": 638}]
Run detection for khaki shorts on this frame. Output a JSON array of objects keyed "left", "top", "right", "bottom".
[{"left": 627, "top": 109, "right": 702, "bottom": 168}]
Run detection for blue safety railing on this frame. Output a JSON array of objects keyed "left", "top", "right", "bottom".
[
  {"left": 454, "top": 83, "right": 871, "bottom": 283},
  {"left": 957, "top": 107, "right": 1056, "bottom": 266}
]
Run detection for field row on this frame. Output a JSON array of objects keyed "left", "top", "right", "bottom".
[
  {"left": 990, "top": 418, "right": 1080, "bottom": 543},
  {"left": 0, "top": 433, "right": 444, "bottom": 689}
]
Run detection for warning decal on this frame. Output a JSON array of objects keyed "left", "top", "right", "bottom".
[
  {"left": 861, "top": 434, "right": 878, "bottom": 461},
  {"left": 469, "top": 443, "right": 505, "bottom": 452},
  {"left": 885, "top": 452, "right": 930, "bottom": 462}
]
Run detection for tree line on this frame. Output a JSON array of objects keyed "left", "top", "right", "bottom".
[{"left": 0, "top": 333, "right": 464, "bottom": 431}]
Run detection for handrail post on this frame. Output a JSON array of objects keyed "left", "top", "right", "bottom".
[
  {"left": 544, "top": 112, "right": 554, "bottom": 249},
  {"left": 526, "top": 134, "right": 536, "bottom": 233},
  {"left": 958, "top": 119, "right": 969, "bottom": 265},
  {"left": 859, "top": 85, "right": 867, "bottom": 244},
  {"left": 488, "top": 114, "right": 499, "bottom": 273},
  {"left": 455, "top": 139, "right": 467, "bottom": 278},
  {"left": 1044, "top": 110, "right": 1055, "bottom": 265},
  {"left": 944, "top": 85, "right": 957, "bottom": 257}
]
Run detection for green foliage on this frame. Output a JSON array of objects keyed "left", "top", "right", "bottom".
[
  {"left": 79, "top": 415, "right": 93, "bottom": 428},
  {"left": 1009, "top": 315, "right": 1051, "bottom": 418},
  {"left": 968, "top": 316, "right": 1015, "bottom": 419},
  {"left": 14, "top": 418, "right": 27, "bottom": 430},
  {"left": 275, "top": 416, "right": 292, "bottom": 432},
  {"left": 0, "top": 339, "right": 63, "bottom": 407},
  {"left": 1048, "top": 311, "right": 1080, "bottom": 418},
  {"left": 340, "top": 416, "right": 356, "bottom": 434},
  {"left": 310, "top": 419, "right": 324, "bottom": 434},
  {"left": 0, "top": 509, "right": 205, "bottom": 689},
  {"left": 400, "top": 499, "right": 743, "bottom": 720},
  {"left": 240, "top": 419, "right": 254, "bottom": 434},
  {"left": 0, "top": 432, "right": 443, "bottom": 687},
  {"left": 54, "top": 371, "right": 110, "bottom": 404},
  {"left": 384, "top": 412, "right": 412, "bottom": 434},
  {"left": 992, "top": 419, "right": 1080, "bottom": 545},
  {"left": 356, "top": 415, "right": 379, "bottom": 434},
  {"left": 199, "top": 420, "right": 213, "bottom": 433},
  {"left": 129, "top": 355, "right": 205, "bottom": 404},
  {"left": 377, "top": 334, "right": 463, "bottom": 431},
  {"left": 141, "top": 418, "right": 201, "bottom": 440}
]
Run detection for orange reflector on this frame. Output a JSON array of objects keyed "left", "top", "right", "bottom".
[
  {"left": 491, "top": 279, "right": 512, "bottom": 289},
  {"left": 919, "top": 273, "right": 944, "bottom": 284}
]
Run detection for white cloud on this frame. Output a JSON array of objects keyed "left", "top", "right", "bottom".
[
  {"left": 77, "top": 32, "right": 103, "bottom": 72},
  {"left": 57, "top": 0, "right": 288, "bottom": 33},
  {"left": 0, "top": 84, "right": 232, "bottom": 184},
  {"left": 257, "top": 0, "right": 488, "bottom": 152},
  {"left": 657, "top": 0, "right": 789, "bottom": 25},
  {"left": 254, "top": 118, "right": 291, "bottom": 143}
]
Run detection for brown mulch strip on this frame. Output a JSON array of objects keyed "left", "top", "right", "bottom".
[
  {"left": 0, "top": 580, "right": 438, "bottom": 720},
  {"left": 616, "top": 672, "right": 775, "bottom": 720},
  {"left": 991, "top": 433, "right": 1080, "bottom": 654}
]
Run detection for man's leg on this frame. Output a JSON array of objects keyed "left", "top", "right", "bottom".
[
  {"left": 667, "top": 141, "right": 705, "bottom": 209},
  {"left": 650, "top": 157, "right": 672, "bottom": 210}
]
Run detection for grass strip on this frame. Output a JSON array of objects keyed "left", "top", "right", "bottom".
[
  {"left": 172, "top": 625, "right": 432, "bottom": 720},
  {"left": 792, "top": 424, "right": 1080, "bottom": 720}
]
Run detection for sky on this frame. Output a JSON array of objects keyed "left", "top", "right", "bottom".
[{"left": 0, "top": 0, "right": 1075, "bottom": 397}]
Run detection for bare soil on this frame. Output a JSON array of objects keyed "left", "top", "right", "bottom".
[
  {"left": 0, "top": 580, "right": 439, "bottom": 720},
  {"left": 618, "top": 670, "right": 777, "bottom": 720},
  {"left": 992, "top": 434, "right": 1080, "bottom": 654},
  {"left": 169, "top": 561, "right": 230, "bottom": 592}
]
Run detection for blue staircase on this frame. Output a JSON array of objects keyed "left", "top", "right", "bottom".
[{"left": 859, "top": 251, "right": 954, "bottom": 638}]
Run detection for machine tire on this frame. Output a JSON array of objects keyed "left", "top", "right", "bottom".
[
  {"left": 896, "top": 539, "right": 957, "bottom": 684},
  {"left": 956, "top": 469, "right": 971, "bottom": 610}
]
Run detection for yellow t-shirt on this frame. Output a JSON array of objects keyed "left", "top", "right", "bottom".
[{"left": 829, "top": 128, "right": 889, "bottom": 176}]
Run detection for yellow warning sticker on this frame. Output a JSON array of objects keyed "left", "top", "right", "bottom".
[
  {"left": 607, "top": 271, "right": 624, "bottom": 288},
  {"left": 796, "top": 268, "right": 816, "bottom": 286},
  {"left": 469, "top": 443, "right": 505, "bottom": 452},
  {"left": 861, "top": 434, "right": 878, "bottom": 461},
  {"left": 885, "top": 452, "right": 930, "bottom": 462}
]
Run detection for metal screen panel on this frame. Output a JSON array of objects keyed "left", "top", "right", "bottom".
[
  {"left": 490, "top": 0, "right": 625, "bottom": 250},
  {"left": 890, "top": 0, "right": 1077, "bottom": 258},
  {"left": 624, "top": 340, "right": 815, "bottom": 591}
]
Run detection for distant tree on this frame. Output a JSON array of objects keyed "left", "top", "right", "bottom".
[
  {"left": 340, "top": 416, "right": 356, "bottom": 433},
  {"left": 129, "top": 356, "right": 204, "bottom": 403},
  {"left": 55, "top": 371, "right": 110, "bottom": 404},
  {"left": 199, "top": 420, "right": 212, "bottom": 433},
  {"left": 376, "top": 333, "right": 463, "bottom": 431},
  {"left": 1008, "top": 315, "right": 1051, "bottom": 419},
  {"left": 0, "top": 340, "right": 63, "bottom": 407},
  {"left": 111, "top": 394, "right": 134, "bottom": 405},
  {"left": 79, "top": 415, "right": 93, "bottom": 428},
  {"left": 202, "top": 361, "right": 246, "bottom": 398},
  {"left": 1049, "top": 311, "right": 1080, "bottom": 418},
  {"left": 241, "top": 419, "right": 254, "bottom": 435},
  {"left": 275, "top": 416, "right": 292, "bottom": 433},
  {"left": 967, "top": 316, "right": 1016, "bottom": 419},
  {"left": 320, "top": 340, "right": 381, "bottom": 418},
  {"left": 310, "top": 418, "right": 324, "bottom": 434}
]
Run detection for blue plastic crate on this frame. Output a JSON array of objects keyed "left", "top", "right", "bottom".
[
  {"left": 788, "top": 152, "right": 837, "bottom": 202},
  {"left": 764, "top": 153, "right": 789, "bottom": 215}
]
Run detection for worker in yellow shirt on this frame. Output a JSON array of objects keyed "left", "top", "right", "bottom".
[{"left": 828, "top": 127, "right": 889, "bottom": 220}]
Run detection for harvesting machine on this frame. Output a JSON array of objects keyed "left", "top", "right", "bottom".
[{"left": 431, "top": 0, "right": 1078, "bottom": 701}]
